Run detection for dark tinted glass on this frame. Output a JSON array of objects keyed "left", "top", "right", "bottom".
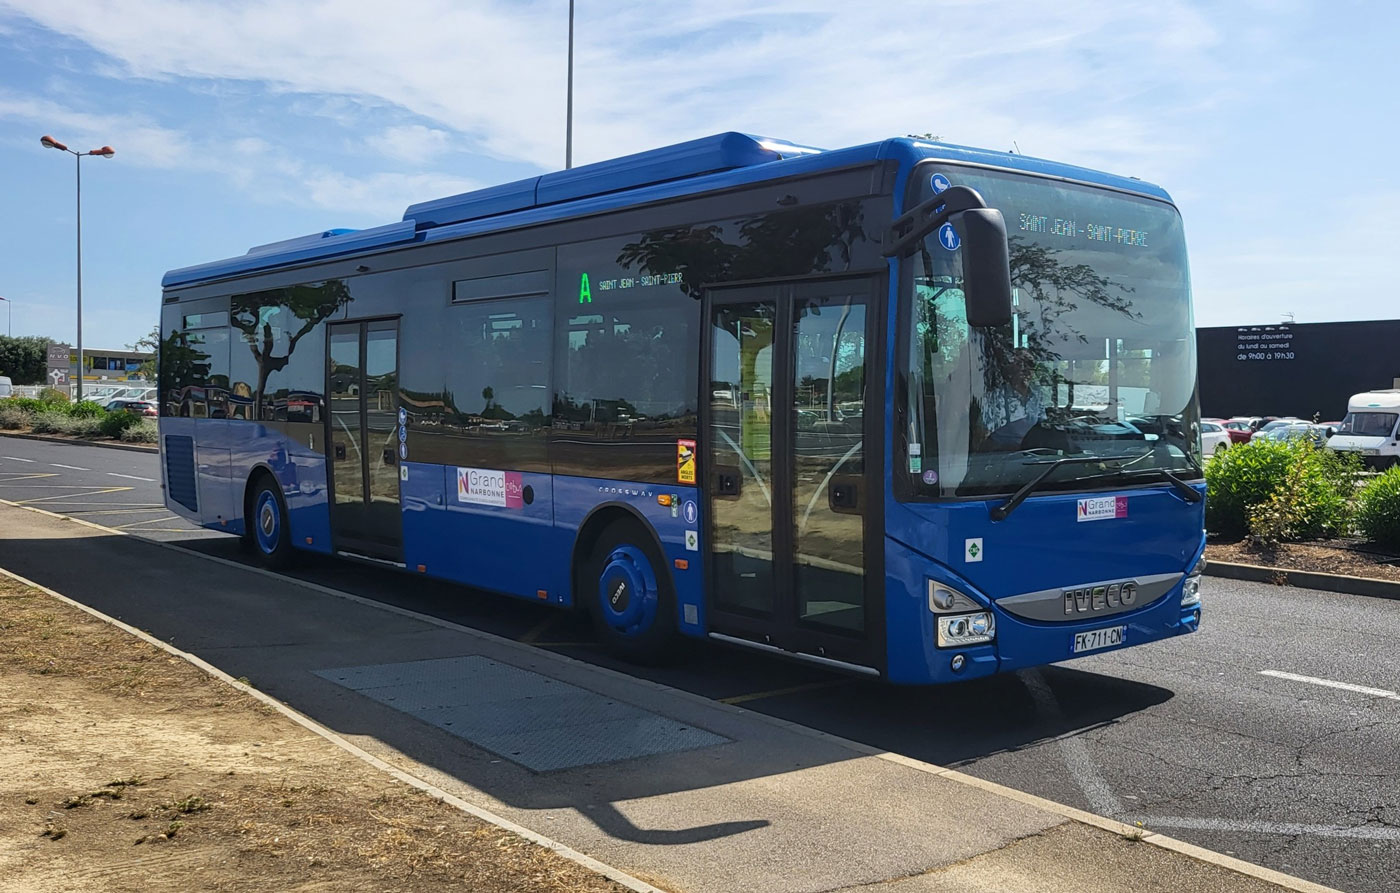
[
  {"left": 405, "top": 297, "right": 551, "bottom": 470},
  {"left": 160, "top": 303, "right": 231, "bottom": 419},
  {"left": 230, "top": 281, "right": 349, "bottom": 424},
  {"left": 553, "top": 239, "right": 699, "bottom": 482}
]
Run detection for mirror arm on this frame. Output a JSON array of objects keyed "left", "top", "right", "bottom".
[{"left": 882, "top": 186, "right": 989, "bottom": 257}]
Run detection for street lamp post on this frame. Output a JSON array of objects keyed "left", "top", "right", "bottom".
[
  {"left": 0, "top": 296, "right": 10, "bottom": 337},
  {"left": 41, "top": 135, "right": 114, "bottom": 402}
]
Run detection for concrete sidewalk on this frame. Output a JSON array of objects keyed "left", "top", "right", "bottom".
[{"left": 0, "top": 501, "right": 1333, "bottom": 893}]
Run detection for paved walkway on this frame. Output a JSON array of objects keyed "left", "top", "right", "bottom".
[{"left": 0, "top": 501, "right": 1332, "bottom": 893}]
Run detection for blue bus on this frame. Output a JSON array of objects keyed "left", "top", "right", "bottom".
[{"left": 159, "top": 132, "right": 1204, "bottom": 684}]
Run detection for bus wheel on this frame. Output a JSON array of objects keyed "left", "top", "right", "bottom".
[
  {"left": 248, "top": 478, "right": 295, "bottom": 570},
  {"left": 585, "top": 520, "right": 677, "bottom": 663}
]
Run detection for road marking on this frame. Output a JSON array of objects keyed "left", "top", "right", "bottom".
[
  {"left": 719, "top": 679, "right": 849, "bottom": 705},
  {"left": 0, "top": 473, "right": 62, "bottom": 482},
  {"left": 1259, "top": 669, "right": 1400, "bottom": 702},
  {"left": 2, "top": 456, "right": 35, "bottom": 462},
  {"left": 1021, "top": 669, "right": 1125, "bottom": 816},
  {"left": 49, "top": 463, "right": 89, "bottom": 471},
  {"left": 107, "top": 472, "right": 156, "bottom": 482},
  {"left": 63, "top": 508, "right": 170, "bottom": 516},
  {"left": 115, "top": 516, "right": 183, "bottom": 529},
  {"left": 1137, "top": 814, "right": 1400, "bottom": 841},
  {"left": 14, "top": 486, "right": 133, "bottom": 504}
]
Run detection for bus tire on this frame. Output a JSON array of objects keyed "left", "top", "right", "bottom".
[
  {"left": 584, "top": 519, "right": 678, "bottom": 664},
  {"left": 247, "top": 476, "right": 295, "bottom": 570}
]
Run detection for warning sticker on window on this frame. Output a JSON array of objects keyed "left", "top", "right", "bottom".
[{"left": 677, "top": 439, "right": 697, "bottom": 484}]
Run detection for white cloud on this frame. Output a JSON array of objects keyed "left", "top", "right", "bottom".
[
  {"left": 302, "top": 170, "right": 479, "bottom": 219},
  {"left": 364, "top": 124, "right": 453, "bottom": 164},
  {"left": 0, "top": 0, "right": 1266, "bottom": 179}
]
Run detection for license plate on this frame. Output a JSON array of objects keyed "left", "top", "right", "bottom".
[{"left": 1073, "top": 625, "right": 1126, "bottom": 654}]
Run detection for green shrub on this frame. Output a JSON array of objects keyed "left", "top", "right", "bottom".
[
  {"left": 69, "top": 399, "right": 106, "bottom": 418},
  {"left": 0, "top": 396, "right": 45, "bottom": 414},
  {"left": 30, "top": 412, "right": 102, "bottom": 437},
  {"left": 1355, "top": 467, "right": 1400, "bottom": 548},
  {"left": 119, "top": 419, "right": 158, "bottom": 443},
  {"left": 37, "top": 388, "right": 69, "bottom": 404},
  {"left": 0, "top": 404, "right": 31, "bottom": 429},
  {"left": 29, "top": 411, "right": 69, "bottom": 434},
  {"left": 99, "top": 410, "right": 141, "bottom": 439},
  {"left": 1206, "top": 438, "right": 1356, "bottom": 540}
]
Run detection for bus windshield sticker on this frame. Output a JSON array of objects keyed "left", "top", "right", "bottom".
[
  {"left": 1077, "top": 496, "right": 1128, "bottom": 522},
  {"left": 456, "top": 467, "right": 524, "bottom": 509},
  {"left": 677, "top": 439, "right": 697, "bottom": 484},
  {"left": 930, "top": 172, "right": 952, "bottom": 194}
]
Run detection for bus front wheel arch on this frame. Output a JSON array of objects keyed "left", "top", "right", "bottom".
[{"left": 574, "top": 511, "right": 679, "bottom": 664}]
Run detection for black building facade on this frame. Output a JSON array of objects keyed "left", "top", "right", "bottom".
[{"left": 1196, "top": 320, "right": 1400, "bottom": 420}]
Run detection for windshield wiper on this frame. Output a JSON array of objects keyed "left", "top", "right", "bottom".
[
  {"left": 989, "top": 453, "right": 1146, "bottom": 522},
  {"left": 1106, "top": 467, "right": 1203, "bottom": 503}
]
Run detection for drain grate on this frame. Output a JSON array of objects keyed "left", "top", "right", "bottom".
[{"left": 315, "top": 655, "right": 728, "bottom": 772}]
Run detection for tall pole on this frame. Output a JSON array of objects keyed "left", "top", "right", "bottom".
[
  {"left": 565, "top": 0, "right": 574, "bottom": 169},
  {"left": 75, "top": 152, "right": 83, "bottom": 402}
]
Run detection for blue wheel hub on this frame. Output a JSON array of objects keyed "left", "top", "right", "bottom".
[
  {"left": 597, "top": 545, "right": 659, "bottom": 637},
  {"left": 255, "top": 490, "right": 281, "bottom": 554}
]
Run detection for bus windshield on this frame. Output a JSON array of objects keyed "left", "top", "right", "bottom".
[{"left": 904, "top": 165, "right": 1199, "bottom": 499}]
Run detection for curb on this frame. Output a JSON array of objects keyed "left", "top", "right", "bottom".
[
  {"left": 1205, "top": 560, "right": 1400, "bottom": 601},
  {"left": 0, "top": 498, "right": 1343, "bottom": 893},
  {"left": 0, "top": 558, "right": 668, "bottom": 893},
  {"left": 0, "top": 431, "right": 158, "bottom": 454}
]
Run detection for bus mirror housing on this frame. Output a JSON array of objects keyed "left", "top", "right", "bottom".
[
  {"left": 959, "top": 208, "right": 1013, "bottom": 329},
  {"left": 884, "top": 184, "right": 1013, "bottom": 328}
]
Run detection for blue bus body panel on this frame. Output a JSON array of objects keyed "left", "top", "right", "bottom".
[{"left": 162, "top": 221, "right": 421, "bottom": 288}]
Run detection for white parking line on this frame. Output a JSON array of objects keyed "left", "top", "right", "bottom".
[
  {"left": 1137, "top": 814, "right": 1400, "bottom": 841},
  {"left": 49, "top": 463, "right": 89, "bottom": 471},
  {"left": 107, "top": 473, "right": 155, "bottom": 482},
  {"left": 2, "top": 456, "right": 35, "bottom": 462},
  {"left": 1259, "top": 670, "right": 1400, "bottom": 702},
  {"left": 1021, "top": 669, "right": 1125, "bottom": 816}
]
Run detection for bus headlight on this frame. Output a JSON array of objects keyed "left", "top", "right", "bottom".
[
  {"left": 938, "top": 611, "right": 996, "bottom": 648},
  {"left": 1181, "top": 556, "right": 1204, "bottom": 607}
]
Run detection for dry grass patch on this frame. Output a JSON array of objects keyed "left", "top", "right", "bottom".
[{"left": 0, "top": 575, "right": 628, "bottom": 893}]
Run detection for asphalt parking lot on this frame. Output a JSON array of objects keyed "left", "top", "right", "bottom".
[{"left": 2, "top": 434, "right": 1398, "bottom": 893}]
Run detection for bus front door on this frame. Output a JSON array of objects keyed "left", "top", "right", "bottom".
[
  {"left": 326, "top": 319, "right": 404, "bottom": 562},
  {"left": 703, "top": 279, "right": 879, "bottom": 673}
]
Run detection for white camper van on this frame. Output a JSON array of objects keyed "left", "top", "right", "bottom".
[
  {"left": 0, "top": 376, "right": 12, "bottom": 398},
  {"left": 1328, "top": 390, "right": 1400, "bottom": 468}
]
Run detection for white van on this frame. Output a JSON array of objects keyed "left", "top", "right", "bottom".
[
  {"left": 0, "top": 376, "right": 12, "bottom": 398},
  {"left": 1328, "top": 390, "right": 1400, "bottom": 468}
]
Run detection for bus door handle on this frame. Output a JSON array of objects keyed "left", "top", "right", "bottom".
[
  {"left": 714, "top": 466, "right": 741, "bottom": 499},
  {"left": 829, "top": 475, "right": 861, "bottom": 513},
  {"left": 334, "top": 443, "right": 347, "bottom": 460}
]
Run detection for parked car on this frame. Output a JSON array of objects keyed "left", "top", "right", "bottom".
[
  {"left": 1253, "top": 421, "right": 1329, "bottom": 446},
  {"left": 105, "top": 399, "right": 157, "bottom": 418},
  {"left": 1222, "top": 417, "right": 1260, "bottom": 444},
  {"left": 1200, "top": 420, "right": 1231, "bottom": 455},
  {"left": 1326, "top": 390, "right": 1400, "bottom": 469}
]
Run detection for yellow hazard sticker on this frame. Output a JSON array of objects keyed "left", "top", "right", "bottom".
[{"left": 676, "top": 439, "right": 696, "bottom": 485}]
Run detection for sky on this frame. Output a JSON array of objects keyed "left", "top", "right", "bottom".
[{"left": 1, "top": 0, "right": 1397, "bottom": 349}]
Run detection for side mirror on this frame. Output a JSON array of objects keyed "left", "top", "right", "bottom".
[
  {"left": 958, "top": 208, "right": 1013, "bottom": 328},
  {"left": 1327, "top": 426, "right": 1336, "bottom": 437}
]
